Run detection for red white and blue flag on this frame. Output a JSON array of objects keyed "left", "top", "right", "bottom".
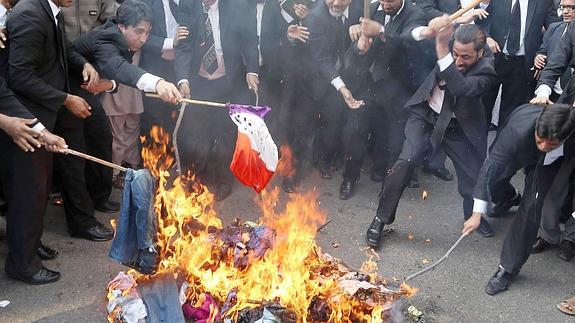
[{"left": 228, "top": 104, "right": 278, "bottom": 193}]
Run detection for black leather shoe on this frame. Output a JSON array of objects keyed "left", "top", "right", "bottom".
[
  {"left": 489, "top": 192, "right": 521, "bottom": 218},
  {"left": 339, "top": 180, "right": 355, "bottom": 200},
  {"left": 72, "top": 223, "right": 114, "bottom": 242},
  {"left": 485, "top": 267, "right": 513, "bottom": 295},
  {"left": 370, "top": 172, "right": 386, "bottom": 182},
  {"left": 408, "top": 173, "right": 419, "bottom": 188},
  {"left": 559, "top": 240, "right": 575, "bottom": 262},
  {"left": 95, "top": 200, "right": 120, "bottom": 213},
  {"left": 366, "top": 217, "right": 385, "bottom": 247},
  {"left": 214, "top": 183, "right": 232, "bottom": 201},
  {"left": 319, "top": 166, "right": 332, "bottom": 180},
  {"left": 7, "top": 266, "right": 61, "bottom": 285},
  {"left": 424, "top": 167, "right": 454, "bottom": 181},
  {"left": 531, "top": 237, "right": 555, "bottom": 254},
  {"left": 282, "top": 176, "right": 297, "bottom": 193},
  {"left": 37, "top": 243, "right": 58, "bottom": 261},
  {"left": 476, "top": 218, "right": 494, "bottom": 237}
]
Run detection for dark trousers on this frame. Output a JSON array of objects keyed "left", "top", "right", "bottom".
[
  {"left": 376, "top": 114, "right": 484, "bottom": 224},
  {"left": 483, "top": 54, "right": 536, "bottom": 126},
  {"left": 316, "top": 87, "right": 347, "bottom": 171},
  {"left": 255, "top": 65, "right": 285, "bottom": 145},
  {"left": 178, "top": 76, "right": 237, "bottom": 186},
  {"left": 370, "top": 83, "right": 411, "bottom": 177},
  {"left": 0, "top": 135, "right": 49, "bottom": 277},
  {"left": 341, "top": 104, "right": 371, "bottom": 182},
  {"left": 500, "top": 157, "right": 563, "bottom": 274},
  {"left": 141, "top": 58, "right": 177, "bottom": 138},
  {"left": 424, "top": 146, "right": 447, "bottom": 170},
  {"left": 284, "top": 80, "right": 320, "bottom": 179},
  {"left": 53, "top": 88, "right": 111, "bottom": 232}
]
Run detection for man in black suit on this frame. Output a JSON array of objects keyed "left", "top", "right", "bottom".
[
  {"left": 139, "top": 0, "right": 187, "bottom": 137},
  {"left": 478, "top": 0, "right": 558, "bottom": 127},
  {"left": 366, "top": 22, "right": 497, "bottom": 247},
  {"left": 345, "top": 0, "right": 435, "bottom": 194},
  {"left": 464, "top": 103, "right": 575, "bottom": 295},
  {"left": 281, "top": 0, "right": 364, "bottom": 194},
  {"left": 73, "top": 1, "right": 182, "bottom": 102},
  {"left": 0, "top": 76, "right": 69, "bottom": 285},
  {"left": 175, "top": 0, "right": 259, "bottom": 200},
  {"left": 5, "top": 0, "right": 98, "bottom": 284}
]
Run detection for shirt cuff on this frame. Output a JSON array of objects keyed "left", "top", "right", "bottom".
[
  {"left": 411, "top": 26, "right": 427, "bottom": 41},
  {"left": 247, "top": 72, "right": 259, "bottom": 78},
  {"left": 136, "top": 73, "right": 163, "bottom": 93},
  {"left": 331, "top": 76, "right": 346, "bottom": 91},
  {"left": 178, "top": 79, "right": 189, "bottom": 86},
  {"left": 32, "top": 122, "right": 46, "bottom": 132},
  {"left": 479, "top": 2, "right": 489, "bottom": 10},
  {"left": 106, "top": 80, "right": 117, "bottom": 93},
  {"left": 534, "top": 84, "right": 552, "bottom": 98},
  {"left": 162, "top": 38, "right": 174, "bottom": 51},
  {"left": 437, "top": 54, "right": 454, "bottom": 72},
  {"left": 473, "top": 198, "right": 488, "bottom": 214}
]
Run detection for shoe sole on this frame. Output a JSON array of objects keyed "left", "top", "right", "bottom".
[
  {"left": 6, "top": 273, "right": 61, "bottom": 285},
  {"left": 71, "top": 234, "right": 113, "bottom": 242}
]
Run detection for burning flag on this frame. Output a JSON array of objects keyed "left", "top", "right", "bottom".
[{"left": 228, "top": 104, "right": 278, "bottom": 193}]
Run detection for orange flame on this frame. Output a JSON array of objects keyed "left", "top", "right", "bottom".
[
  {"left": 108, "top": 128, "right": 414, "bottom": 322},
  {"left": 276, "top": 145, "right": 294, "bottom": 177}
]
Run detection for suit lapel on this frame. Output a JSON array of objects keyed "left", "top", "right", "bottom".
[
  {"left": 218, "top": 0, "right": 229, "bottom": 50},
  {"left": 154, "top": 0, "right": 168, "bottom": 37},
  {"left": 525, "top": 0, "right": 537, "bottom": 34}
]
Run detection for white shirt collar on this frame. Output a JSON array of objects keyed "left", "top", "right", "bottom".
[
  {"left": 206, "top": 0, "right": 218, "bottom": 11},
  {"left": 47, "top": 0, "right": 60, "bottom": 21},
  {"left": 377, "top": 0, "right": 405, "bottom": 17},
  {"left": 0, "top": 6, "right": 7, "bottom": 18},
  {"left": 343, "top": 6, "right": 349, "bottom": 20}
]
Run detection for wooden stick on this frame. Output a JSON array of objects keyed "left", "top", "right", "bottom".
[
  {"left": 363, "top": 0, "right": 370, "bottom": 19},
  {"left": 448, "top": 0, "right": 483, "bottom": 22},
  {"left": 66, "top": 149, "right": 128, "bottom": 172},
  {"left": 404, "top": 233, "right": 467, "bottom": 282},
  {"left": 316, "top": 218, "right": 332, "bottom": 233},
  {"left": 145, "top": 93, "right": 227, "bottom": 108}
]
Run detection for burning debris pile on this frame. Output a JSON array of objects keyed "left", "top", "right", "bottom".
[{"left": 106, "top": 128, "right": 416, "bottom": 322}]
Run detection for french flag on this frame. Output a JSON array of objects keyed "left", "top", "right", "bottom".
[{"left": 228, "top": 104, "right": 278, "bottom": 193}]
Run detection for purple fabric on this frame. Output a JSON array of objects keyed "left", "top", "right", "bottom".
[
  {"left": 227, "top": 104, "right": 271, "bottom": 118},
  {"left": 182, "top": 293, "right": 220, "bottom": 322}
]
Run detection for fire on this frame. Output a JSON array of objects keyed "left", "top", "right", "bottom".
[
  {"left": 108, "top": 128, "right": 415, "bottom": 321},
  {"left": 276, "top": 145, "right": 294, "bottom": 177}
]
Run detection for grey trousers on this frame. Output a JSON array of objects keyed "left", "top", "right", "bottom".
[{"left": 540, "top": 158, "right": 575, "bottom": 244}]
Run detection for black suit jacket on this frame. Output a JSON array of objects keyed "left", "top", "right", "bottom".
[
  {"left": 405, "top": 55, "right": 497, "bottom": 156},
  {"left": 140, "top": 0, "right": 181, "bottom": 80},
  {"left": 7, "top": 0, "right": 87, "bottom": 130},
  {"left": 351, "top": 1, "right": 434, "bottom": 99},
  {"left": 0, "top": 76, "right": 34, "bottom": 120},
  {"left": 537, "top": 22, "right": 575, "bottom": 97},
  {"left": 477, "top": 0, "right": 558, "bottom": 69},
  {"left": 246, "top": 0, "right": 288, "bottom": 80},
  {"left": 300, "top": 0, "right": 363, "bottom": 99},
  {"left": 415, "top": 0, "right": 461, "bottom": 20},
  {"left": 473, "top": 104, "right": 544, "bottom": 201},
  {"left": 175, "top": 0, "right": 259, "bottom": 83},
  {"left": 72, "top": 21, "right": 149, "bottom": 88}
]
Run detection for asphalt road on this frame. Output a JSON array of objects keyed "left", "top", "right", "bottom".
[{"left": 1, "top": 160, "right": 574, "bottom": 322}]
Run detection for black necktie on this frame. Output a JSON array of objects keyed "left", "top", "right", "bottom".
[
  {"left": 430, "top": 81, "right": 455, "bottom": 147},
  {"left": 507, "top": 0, "right": 521, "bottom": 55},
  {"left": 55, "top": 12, "right": 69, "bottom": 85},
  {"left": 168, "top": 0, "right": 180, "bottom": 23},
  {"left": 200, "top": 7, "right": 218, "bottom": 75}
]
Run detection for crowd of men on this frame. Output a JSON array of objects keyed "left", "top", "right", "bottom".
[{"left": 1, "top": 0, "right": 575, "bottom": 316}]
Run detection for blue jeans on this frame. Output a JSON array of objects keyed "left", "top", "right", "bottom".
[{"left": 109, "top": 169, "right": 158, "bottom": 274}]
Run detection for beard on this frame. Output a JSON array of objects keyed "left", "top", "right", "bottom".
[{"left": 329, "top": 7, "right": 344, "bottom": 18}]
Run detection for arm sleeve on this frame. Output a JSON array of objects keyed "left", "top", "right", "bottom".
[
  {"left": 538, "top": 24, "right": 574, "bottom": 90},
  {"left": 8, "top": 12, "right": 67, "bottom": 112},
  {"left": 438, "top": 60, "right": 498, "bottom": 97}
]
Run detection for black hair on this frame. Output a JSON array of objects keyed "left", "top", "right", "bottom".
[
  {"left": 536, "top": 104, "right": 575, "bottom": 141},
  {"left": 453, "top": 24, "right": 486, "bottom": 52},
  {"left": 114, "top": 0, "right": 153, "bottom": 27}
]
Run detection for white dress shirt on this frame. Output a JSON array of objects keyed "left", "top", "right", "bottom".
[
  {"left": 256, "top": 2, "right": 265, "bottom": 66},
  {"left": 160, "top": 0, "right": 179, "bottom": 60},
  {"left": 0, "top": 6, "right": 8, "bottom": 27},
  {"left": 428, "top": 54, "right": 455, "bottom": 114},
  {"left": 502, "top": 0, "right": 528, "bottom": 56}
]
